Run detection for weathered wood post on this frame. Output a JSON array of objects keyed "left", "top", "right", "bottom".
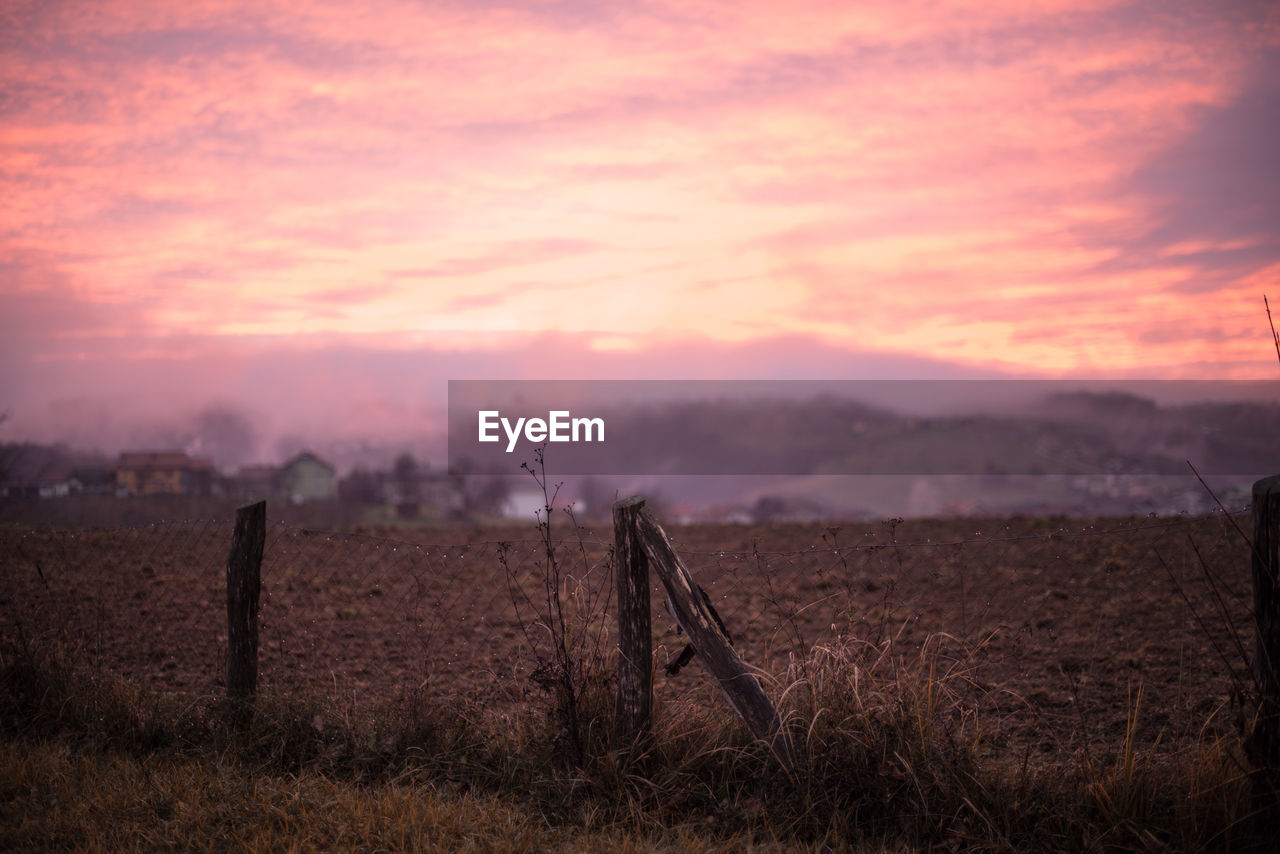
[
  {"left": 634, "top": 506, "right": 795, "bottom": 770},
  {"left": 1248, "top": 476, "right": 1280, "bottom": 849},
  {"left": 613, "top": 496, "right": 653, "bottom": 747},
  {"left": 226, "top": 500, "right": 266, "bottom": 719}
]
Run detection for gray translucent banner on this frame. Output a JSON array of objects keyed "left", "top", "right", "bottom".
[{"left": 446, "top": 380, "right": 1280, "bottom": 476}]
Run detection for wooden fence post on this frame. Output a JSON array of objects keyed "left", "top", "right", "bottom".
[
  {"left": 634, "top": 506, "right": 795, "bottom": 770},
  {"left": 1248, "top": 476, "right": 1280, "bottom": 849},
  {"left": 613, "top": 496, "right": 652, "bottom": 747},
  {"left": 226, "top": 500, "right": 266, "bottom": 717}
]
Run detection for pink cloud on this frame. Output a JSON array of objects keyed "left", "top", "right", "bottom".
[{"left": 1, "top": 0, "right": 1278, "bottom": 448}]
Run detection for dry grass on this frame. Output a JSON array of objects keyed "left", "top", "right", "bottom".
[{"left": 1, "top": 628, "right": 1261, "bottom": 853}]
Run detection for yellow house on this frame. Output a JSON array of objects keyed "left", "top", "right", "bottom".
[{"left": 116, "top": 451, "right": 214, "bottom": 496}]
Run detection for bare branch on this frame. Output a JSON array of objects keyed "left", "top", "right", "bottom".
[{"left": 1266, "top": 294, "right": 1280, "bottom": 367}]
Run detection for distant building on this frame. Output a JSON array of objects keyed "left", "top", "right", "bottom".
[
  {"left": 336, "top": 465, "right": 466, "bottom": 518},
  {"left": 38, "top": 471, "right": 71, "bottom": 499},
  {"left": 68, "top": 467, "right": 116, "bottom": 496},
  {"left": 501, "top": 484, "right": 548, "bottom": 521},
  {"left": 116, "top": 451, "right": 215, "bottom": 496},
  {"left": 499, "top": 482, "right": 581, "bottom": 521},
  {"left": 280, "top": 451, "right": 336, "bottom": 503},
  {"left": 235, "top": 465, "right": 281, "bottom": 500}
]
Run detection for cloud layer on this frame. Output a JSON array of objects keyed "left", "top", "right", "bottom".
[{"left": 2, "top": 0, "right": 1279, "bottom": 452}]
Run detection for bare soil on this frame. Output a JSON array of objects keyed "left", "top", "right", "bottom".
[{"left": 0, "top": 512, "right": 1253, "bottom": 763}]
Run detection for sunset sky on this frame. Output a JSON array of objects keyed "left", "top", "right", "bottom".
[{"left": 2, "top": 0, "right": 1278, "bottom": 462}]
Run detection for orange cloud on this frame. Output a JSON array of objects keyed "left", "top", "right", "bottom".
[{"left": 1, "top": 0, "right": 1277, "bottom": 401}]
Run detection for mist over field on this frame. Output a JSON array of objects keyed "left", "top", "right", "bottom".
[
  {"left": 0, "top": 333, "right": 1021, "bottom": 459},
  {"left": 5, "top": 377, "right": 1275, "bottom": 520}
]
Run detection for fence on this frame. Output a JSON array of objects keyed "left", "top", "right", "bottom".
[{"left": 0, "top": 496, "right": 1267, "bottom": 764}]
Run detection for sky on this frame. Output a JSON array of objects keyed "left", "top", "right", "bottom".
[{"left": 1, "top": 0, "right": 1279, "bottom": 465}]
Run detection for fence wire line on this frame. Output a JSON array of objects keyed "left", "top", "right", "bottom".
[
  {"left": 253, "top": 506, "right": 1251, "bottom": 554},
  {"left": 0, "top": 508, "right": 1257, "bottom": 752}
]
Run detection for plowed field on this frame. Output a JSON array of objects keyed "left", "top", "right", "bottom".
[{"left": 1, "top": 512, "right": 1253, "bottom": 762}]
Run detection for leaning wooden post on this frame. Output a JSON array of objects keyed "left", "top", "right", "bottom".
[
  {"left": 635, "top": 506, "right": 795, "bottom": 770},
  {"left": 226, "top": 500, "right": 266, "bottom": 719},
  {"left": 614, "top": 496, "right": 653, "bottom": 747},
  {"left": 1248, "top": 476, "right": 1280, "bottom": 848}
]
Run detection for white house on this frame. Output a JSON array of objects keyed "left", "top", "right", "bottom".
[{"left": 280, "top": 451, "right": 337, "bottom": 503}]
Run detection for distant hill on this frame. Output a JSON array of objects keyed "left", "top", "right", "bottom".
[
  {"left": 1032, "top": 391, "right": 1280, "bottom": 475},
  {"left": 549, "top": 391, "right": 1279, "bottom": 477}
]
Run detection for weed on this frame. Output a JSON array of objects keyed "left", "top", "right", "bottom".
[
  {"left": 499, "top": 445, "right": 615, "bottom": 766},
  {"left": 0, "top": 618, "right": 1262, "bottom": 851}
]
